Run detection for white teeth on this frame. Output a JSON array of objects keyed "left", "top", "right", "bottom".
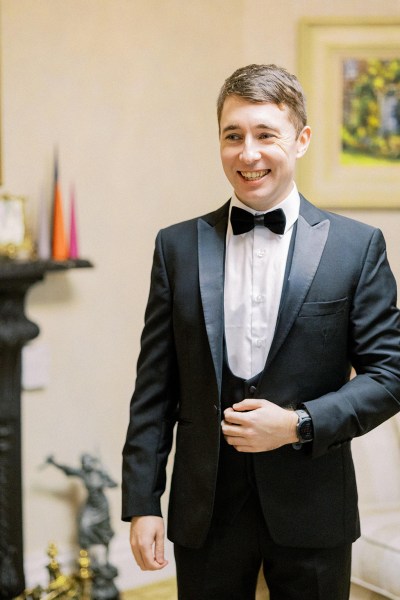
[{"left": 240, "top": 170, "right": 269, "bottom": 180}]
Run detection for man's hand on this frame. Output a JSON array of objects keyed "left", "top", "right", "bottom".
[
  {"left": 221, "top": 398, "right": 298, "bottom": 452},
  {"left": 130, "top": 515, "right": 168, "bottom": 571}
]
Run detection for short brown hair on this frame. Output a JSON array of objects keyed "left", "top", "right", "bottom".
[{"left": 217, "top": 64, "right": 307, "bottom": 136}]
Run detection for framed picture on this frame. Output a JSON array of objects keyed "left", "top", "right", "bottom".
[
  {"left": 0, "top": 194, "right": 33, "bottom": 258},
  {"left": 298, "top": 19, "right": 400, "bottom": 209}
]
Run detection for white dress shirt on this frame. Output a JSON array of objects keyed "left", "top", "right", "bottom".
[{"left": 224, "top": 184, "right": 300, "bottom": 380}]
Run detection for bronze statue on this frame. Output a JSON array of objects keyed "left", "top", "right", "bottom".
[
  {"left": 45, "top": 454, "right": 119, "bottom": 600},
  {"left": 46, "top": 454, "right": 116, "bottom": 556}
]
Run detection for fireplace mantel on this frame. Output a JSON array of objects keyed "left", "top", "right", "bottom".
[{"left": 0, "top": 258, "right": 93, "bottom": 599}]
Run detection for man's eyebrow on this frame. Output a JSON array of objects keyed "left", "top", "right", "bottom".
[
  {"left": 221, "top": 123, "right": 279, "bottom": 134},
  {"left": 221, "top": 124, "right": 241, "bottom": 134}
]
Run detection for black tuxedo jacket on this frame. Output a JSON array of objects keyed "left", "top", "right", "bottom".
[{"left": 122, "top": 195, "right": 400, "bottom": 549}]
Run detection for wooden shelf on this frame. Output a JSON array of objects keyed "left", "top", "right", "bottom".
[
  {"left": 0, "top": 258, "right": 93, "bottom": 279},
  {"left": 43, "top": 258, "right": 94, "bottom": 271}
]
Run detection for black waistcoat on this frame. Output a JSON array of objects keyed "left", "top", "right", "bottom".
[{"left": 212, "top": 356, "right": 262, "bottom": 524}]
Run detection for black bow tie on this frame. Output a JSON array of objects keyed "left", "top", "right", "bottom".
[{"left": 230, "top": 206, "right": 286, "bottom": 235}]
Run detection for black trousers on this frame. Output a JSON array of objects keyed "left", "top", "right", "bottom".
[{"left": 174, "top": 492, "right": 352, "bottom": 600}]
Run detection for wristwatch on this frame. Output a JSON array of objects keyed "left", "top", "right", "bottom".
[{"left": 293, "top": 408, "right": 313, "bottom": 448}]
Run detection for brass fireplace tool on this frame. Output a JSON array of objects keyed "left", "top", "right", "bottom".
[{"left": 15, "top": 542, "right": 92, "bottom": 600}]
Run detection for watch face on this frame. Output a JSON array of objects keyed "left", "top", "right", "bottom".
[
  {"left": 295, "top": 409, "right": 313, "bottom": 444},
  {"left": 299, "top": 419, "right": 313, "bottom": 441}
]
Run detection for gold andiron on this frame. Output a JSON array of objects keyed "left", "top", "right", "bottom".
[{"left": 15, "top": 543, "right": 93, "bottom": 600}]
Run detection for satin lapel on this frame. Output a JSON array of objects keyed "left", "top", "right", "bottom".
[
  {"left": 197, "top": 210, "right": 228, "bottom": 396},
  {"left": 262, "top": 213, "right": 330, "bottom": 372}
]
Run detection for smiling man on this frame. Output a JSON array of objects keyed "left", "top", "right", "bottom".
[
  {"left": 122, "top": 64, "right": 400, "bottom": 600},
  {"left": 219, "top": 96, "right": 310, "bottom": 212}
]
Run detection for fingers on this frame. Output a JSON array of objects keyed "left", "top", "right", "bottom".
[
  {"left": 221, "top": 423, "right": 241, "bottom": 444},
  {"left": 232, "top": 398, "right": 266, "bottom": 411},
  {"left": 221, "top": 415, "right": 248, "bottom": 446},
  {"left": 154, "top": 527, "right": 167, "bottom": 566},
  {"left": 223, "top": 398, "right": 299, "bottom": 452},
  {"left": 222, "top": 403, "right": 255, "bottom": 436},
  {"left": 130, "top": 516, "right": 169, "bottom": 571},
  {"left": 223, "top": 407, "right": 246, "bottom": 426},
  {"left": 222, "top": 399, "right": 283, "bottom": 452},
  {"left": 224, "top": 398, "right": 267, "bottom": 421}
]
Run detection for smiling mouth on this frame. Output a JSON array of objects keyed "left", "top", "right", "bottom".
[{"left": 240, "top": 170, "right": 271, "bottom": 181}]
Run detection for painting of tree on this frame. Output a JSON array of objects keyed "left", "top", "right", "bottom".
[{"left": 341, "top": 58, "right": 400, "bottom": 164}]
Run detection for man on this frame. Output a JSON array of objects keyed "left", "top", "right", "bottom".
[{"left": 122, "top": 64, "right": 400, "bottom": 599}]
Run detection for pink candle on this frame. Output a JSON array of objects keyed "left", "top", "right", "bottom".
[{"left": 69, "top": 186, "right": 79, "bottom": 259}]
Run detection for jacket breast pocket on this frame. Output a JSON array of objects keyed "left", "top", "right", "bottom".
[
  {"left": 284, "top": 298, "right": 350, "bottom": 395},
  {"left": 298, "top": 297, "right": 348, "bottom": 318},
  {"left": 296, "top": 298, "right": 349, "bottom": 337},
  {"left": 280, "top": 298, "right": 350, "bottom": 396}
]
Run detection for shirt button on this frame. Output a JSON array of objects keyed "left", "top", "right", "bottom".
[
  {"left": 255, "top": 294, "right": 265, "bottom": 303},
  {"left": 256, "top": 249, "right": 266, "bottom": 258},
  {"left": 256, "top": 339, "right": 265, "bottom": 348}
]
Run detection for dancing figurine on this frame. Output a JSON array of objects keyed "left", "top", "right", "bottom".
[{"left": 45, "top": 453, "right": 119, "bottom": 600}]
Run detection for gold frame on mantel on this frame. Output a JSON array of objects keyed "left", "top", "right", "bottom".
[
  {"left": 0, "top": 194, "right": 33, "bottom": 258},
  {"left": 298, "top": 18, "right": 400, "bottom": 209}
]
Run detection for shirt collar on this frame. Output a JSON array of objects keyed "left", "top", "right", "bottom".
[{"left": 229, "top": 183, "right": 300, "bottom": 236}]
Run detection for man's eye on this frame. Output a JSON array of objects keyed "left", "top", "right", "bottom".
[
  {"left": 259, "top": 133, "right": 274, "bottom": 140},
  {"left": 225, "top": 134, "right": 241, "bottom": 141}
]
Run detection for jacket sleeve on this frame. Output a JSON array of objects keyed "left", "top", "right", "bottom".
[
  {"left": 303, "top": 228, "right": 400, "bottom": 458},
  {"left": 121, "top": 230, "right": 179, "bottom": 520}
]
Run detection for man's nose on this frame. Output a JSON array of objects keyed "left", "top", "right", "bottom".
[{"left": 239, "top": 142, "right": 261, "bottom": 163}]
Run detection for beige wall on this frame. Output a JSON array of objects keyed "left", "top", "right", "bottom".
[{"left": 1, "top": 0, "right": 399, "bottom": 589}]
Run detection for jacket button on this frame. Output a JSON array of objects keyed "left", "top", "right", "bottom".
[{"left": 249, "top": 386, "right": 257, "bottom": 397}]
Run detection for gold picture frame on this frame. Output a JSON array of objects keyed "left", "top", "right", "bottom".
[
  {"left": 0, "top": 194, "right": 33, "bottom": 258},
  {"left": 298, "top": 18, "right": 400, "bottom": 209}
]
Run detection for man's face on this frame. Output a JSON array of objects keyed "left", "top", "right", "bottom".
[{"left": 219, "top": 95, "right": 311, "bottom": 211}]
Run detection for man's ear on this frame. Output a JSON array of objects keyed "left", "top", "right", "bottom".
[{"left": 296, "top": 126, "right": 312, "bottom": 158}]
